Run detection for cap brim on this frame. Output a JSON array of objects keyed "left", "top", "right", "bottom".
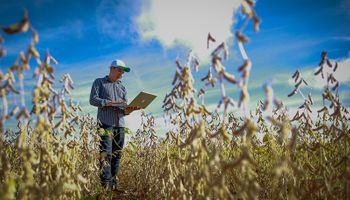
[{"left": 117, "top": 66, "right": 131, "bottom": 72}]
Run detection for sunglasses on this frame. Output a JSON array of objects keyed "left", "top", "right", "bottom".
[{"left": 111, "top": 66, "right": 125, "bottom": 73}]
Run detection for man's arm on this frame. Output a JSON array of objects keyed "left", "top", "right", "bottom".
[{"left": 89, "top": 79, "right": 110, "bottom": 107}]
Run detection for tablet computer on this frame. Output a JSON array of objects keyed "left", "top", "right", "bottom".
[{"left": 128, "top": 91, "right": 157, "bottom": 109}]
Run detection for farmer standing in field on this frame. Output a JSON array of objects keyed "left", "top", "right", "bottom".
[{"left": 89, "top": 59, "right": 140, "bottom": 190}]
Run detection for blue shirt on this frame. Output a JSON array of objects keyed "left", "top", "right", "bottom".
[{"left": 89, "top": 76, "right": 127, "bottom": 127}]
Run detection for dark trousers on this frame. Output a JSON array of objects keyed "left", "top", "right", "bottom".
[{"left": 99, "top": 124, "right": 125, "bottom": 188}]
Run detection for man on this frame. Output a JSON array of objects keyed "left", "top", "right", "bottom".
[{"left": 89, "top": 59, "right": 140, "bottom": 190}]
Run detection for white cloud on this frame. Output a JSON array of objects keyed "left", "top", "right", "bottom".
[
  {"left": 303, "top": 58, "right": 350, "bottom": 89},
  {"left": 274, "top": 57, "right": 350, "bottom": 90},
  {"left": 136, "top": 0, "right": 242, "bottom": 62},
  {"left": 262, "top": 57, "right": 350, "bottom": 112},
  {"left": 125, "top": 112, "right": 143, "bottom": 132},
  {"left": 125, "top": 112, "right": 170, "bottom": 138}
]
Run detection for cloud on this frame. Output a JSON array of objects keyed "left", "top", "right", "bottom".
[
  {"left": 269, "top": 57, "right": 350, "bottom": 91},
  {"left": 136, "top": 0, "right": 241, "bottom": 62},
  {"left": 332, "top": 36, "right": 350, "bottom": 42},
  {"left": 261, "top": 57, "right": 350, "bottom": 111},
  {"left": 125, "top": 112, "right": 170, "bottom": 137},
  {"left": 124, "top": 111, "right": 142, "bottom": 132},
  {"left": 301, "top": 57, "right": 350, "bottom": 89}
]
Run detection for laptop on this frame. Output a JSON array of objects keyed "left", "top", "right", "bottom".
[{"left": 128, "top": 91, "right": 157, "bottom": 109}]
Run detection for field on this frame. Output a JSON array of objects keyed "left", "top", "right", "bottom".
[{"left": 0, "top": 2, "right": 349, "bottom": 200}]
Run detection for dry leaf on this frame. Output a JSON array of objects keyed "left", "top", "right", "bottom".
[
  {"left": 2, "top": 11, "right": 30, "bottom": 34},
  {"left": 236, "top": 31, "right": 249, "bottom": 43},
  {"left": 207, "top": 32, "right": 216, "bottom": 49}
]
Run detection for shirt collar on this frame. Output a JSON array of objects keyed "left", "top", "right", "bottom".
[{"left": 104, "top": 75, "right": 121, "bottom": 84}]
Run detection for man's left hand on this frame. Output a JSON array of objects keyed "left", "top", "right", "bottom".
[{"left": 125, "top": 106, "right": 142, "bottom": 115}]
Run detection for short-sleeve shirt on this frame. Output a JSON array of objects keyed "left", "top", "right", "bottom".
[{"left": 89, "top": 76, "right": 127, "bottom": 127}]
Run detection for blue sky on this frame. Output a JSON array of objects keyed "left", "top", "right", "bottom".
[{"left": 1, "top": 0, "right": 349, "bottom": 132}]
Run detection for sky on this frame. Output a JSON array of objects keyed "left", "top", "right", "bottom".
[{"left": 0, "top": 0, "right": 349, "bottom": 133}]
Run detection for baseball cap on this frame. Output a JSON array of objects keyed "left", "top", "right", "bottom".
[{"left": 110, "top": 59, "right": 131, "bottom": 72}]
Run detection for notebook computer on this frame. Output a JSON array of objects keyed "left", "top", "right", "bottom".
[{"left": 128, "top": 91, "right": 157, "bottom": 109}]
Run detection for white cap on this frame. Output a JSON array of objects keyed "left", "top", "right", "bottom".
[{"left": 110, "top": 59, "right": 130, "bottom": 72}]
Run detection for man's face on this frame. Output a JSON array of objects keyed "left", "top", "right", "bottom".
[{"left": 110, "top": 66, "right": 125, "bottom": 79}]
